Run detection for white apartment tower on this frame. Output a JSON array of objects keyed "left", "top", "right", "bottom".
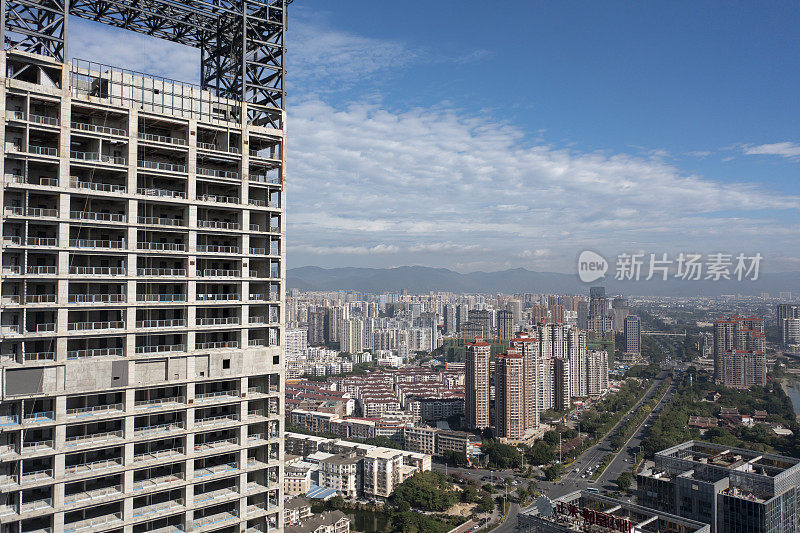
[{"left": 0, "top": 2, "right": 289, "bottom": 532}]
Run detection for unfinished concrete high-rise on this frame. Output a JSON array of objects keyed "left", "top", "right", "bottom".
[{"left": 0, "top": 1, "right": 288, "bottom": 532}]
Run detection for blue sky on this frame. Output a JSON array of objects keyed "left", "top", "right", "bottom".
[{"left": 69, "top": 2, "right": 800, "bottom": 273}]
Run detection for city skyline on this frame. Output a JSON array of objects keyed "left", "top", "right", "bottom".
[{"left": 66, "top": 2, "right": 800, "bottom": 274}]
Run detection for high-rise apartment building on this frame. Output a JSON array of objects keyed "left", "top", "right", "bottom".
[
  {"left": 467, "top": 310, "right": 491, "bottom": 339},
  {"left": 720, "top": 350, "right": 766, "bottom": 389},
  {"left": 0, "top": 2, "right": 288, "bottom": 532},
  {"left": 464, "top": 340, "right": 490, "bottom": 430},
  {"left": 509, "top": 335, "right": 540, "bottom": 431},
  {"left": 611, "top": 296, "right": 629, "bottom": 333},
  {"left": 588, "top": 286, "right": 611, "bottom": 334},
  {"left": 624, "top": 315, "right": 641, "bottom": 355},
  {"left": 494, "top": 351, "right": 524, "bottom": 440},
  {"left": 496, "top": 310, "right": 513, "bottom": 341},
  {"left": 778, "top": 304, "right": 800, "bottom": 346},
  {"left": 307, "top": 309, "right": 327, "bottom": 346},
  {"left": 586, "top": 350, "right": 609, "bottom": 397},
  {"left": 713, "top": 316, "right": 765, "bottom": 383}
]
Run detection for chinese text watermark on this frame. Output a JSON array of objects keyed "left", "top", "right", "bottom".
[{"left": 578, "top": 251, "right": 762, "bottom": 282}]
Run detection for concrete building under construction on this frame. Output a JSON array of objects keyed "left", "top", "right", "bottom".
[{"left": 0, "top": 1, "right": 289, "bottom": 532}]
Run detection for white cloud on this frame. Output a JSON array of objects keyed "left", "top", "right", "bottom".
[{"left": 742, "top": 142, "right": 800, "bottom": 159}]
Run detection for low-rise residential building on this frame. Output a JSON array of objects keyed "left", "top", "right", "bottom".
[
  {"left": 285, "top": 497, "right": 313, "bottom": 525},
  {"left": 286, "top": 464, "right": 313, "bottom": 496},
  {"left": 319, "top": 454, "right": 361, "bottom": 498},
  {"left": 285, "top": 511, "right": 350, "bottom": 533},
  {"left": 403, "top": 426, "right": 437, "bottom": 455}
]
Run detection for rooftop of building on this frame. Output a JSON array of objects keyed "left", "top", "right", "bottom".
[
  {"left": 285, "top": 510, "right": 349, "bottom": 533},
  {"left": 521, "top": 491, "right": 710, "bottom": 533},
  {"left": 657, "top": 441, "right": 800, "bottom": 479},
  {"left": 285, "top": 496, "right": 311, "bottom": 511}
]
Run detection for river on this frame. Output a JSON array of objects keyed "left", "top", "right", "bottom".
[{"left": 785, "top": 380, "right": 800, "bottom": 417}]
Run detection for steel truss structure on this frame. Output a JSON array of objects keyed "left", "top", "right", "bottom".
[{"left": 0, "top": 0, "right": 288, "bottom": 125}]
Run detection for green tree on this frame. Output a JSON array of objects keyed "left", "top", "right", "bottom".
[
  {"left": 461, "top": 485, "right": 479, "bottom": 503},
  {"left": 477, "top": 494, "right": 495, "bottom": 513},
  {"left": 616, "top": 472, "right": 632, "bottom": 492},
  {"left": 544, "top": 463, "right": 564, "bottom": 481}
]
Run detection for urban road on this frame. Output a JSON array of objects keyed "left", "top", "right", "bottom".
[{"left": 434, "top": 363, "right": 678, "bottom": 532}]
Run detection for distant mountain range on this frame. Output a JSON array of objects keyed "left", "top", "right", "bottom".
[{"left": 287, "top": 265, "right": 800, "bottom": 297}]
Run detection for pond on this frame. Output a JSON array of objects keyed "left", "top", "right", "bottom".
[{"left": 345, "top": 509, "right": 392, "bottom": 533}]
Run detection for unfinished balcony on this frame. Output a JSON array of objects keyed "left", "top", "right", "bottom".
[
  {"left": 138, "top": 203, "right": 188, "bottom": 229},
  {"left": 63, "top": 503, "right": 122, "bottom": 533},
  {"left": 65, "top": 420, "right": 124, "bottom": 449},
  {"left": 20, "top": 457, "right": 54, "bottom": 486},
  {"left": 26, "top": 225, "right": 59, "bottom": 248},
  {"left": 69, "top": 169, "right": 127, "bottom": 195},
  {"left": 248, "top": 237, "right": 279, "bottom": 257},
  {"left": 28, "top": 131, "right": 60, "bottom": 159},
  {"left": 246, "top": 187, "right": 276, "bottom": 209},
  {"left": 66, "top": 337, "right": 125, "bottom": 360},
  {"left": 64, "top": 447, "right": 123, "bottom": 478},
  {"left": 194, "top": 405, "right": 239, "bottom": 430},
  {"left": 68, "top": 282, "right": 126, "bottom": 305},
  {"left": 195, "top": 381, "right": 240, "bottom": 404},
  {"left": 196, "top": 181, "right": 240, "bottom": 205},
  {"left": 193, "top": 479, "right": 239, "bottom": 507},
  {"left": 247, "top": 306, "right": 278, "bottom": 327},
  {"left": 136, "top": 283, "right": 186, "bottom": 304},
  {"left": 246, "top": 492, "right": 278, "bottom": 519},
  {"left": 138, "top": 117, "right": 188, "bottom": 149},
  {"left": 133, "top": 437, "right": 185, "bottom": 465},
  {"left": 134, "top": 387, "right": 185, "bottom": 412},
  {"left": 24, "top": 282, "right": 58, "bottom": 306},
  {"left": 138, "top": 146, "right": 187, "bottom": 174},
  {"left": 24, "top": 310, "right": 56, "bottom": 336},
  {"left": 137, "top": 257, "right": 187, "bottom": 278},
  {"left": 132, "top": 489, "right": 184, "bottom": 521},
  {"left": 197, "top": 235, "right": 240, "bottom": 256},
  {"left": 21, "top": 428, "right": 55, "bottom": 455},
  {"left": 193, "top": 429, "right": 238, "bottom": 455},
  {"left": 63, "top": 476, "right": 123, "bottom": 507},
  {"left": 134, "top": 412, "right": 185, "bottom": 439},
  {"left": 197, "top": 259, "right": 241, "bottom": 279},
  {"left": 248, "top": 213, "right": 280, "bottom": 234},
  {"left": 196, "top": 158, "right": 240, "bottom": 183},
  {"left": 132, "top": 516, "right": 185, "bottom": 533},
  {"left": 136, "top": 309, "right": 186, "bottom": 330},
  {"left": 134, "top": 334, "right": 186, "bottom": 355},
  {"left": 21, "top": 398, "right": 55, "bottom": 426},
  {"left": 20, "top": 486, "right": 53, "bottom": 515},
  {"left": 196, "top": 309, "right": 240, "bottom": 328},
  {"left": 248, "top": 259, "right": 278, "bottom": 281},
  {"left": 195, "top": 331, "right": 239, "bottom": 351},
  {"left": 137, "top": 173, "right": 188, "bottom": 200},
  {"left": 247, "top": 282, "right": 279, "bottom": 303},
  {"left": 247, "top": 328, "right": 278, "bottom": 349},
  {"left": 71, "top": 105, "right": 128, "bottom": 137},
  {"left": 68, "top": 228, "right": 127, "bottom": 251},
  {"left": 137, "top": 231, "right": 187, "bottom": 254},
  {"left": 67, "top": 309, "right": 125, "bottom": 333},
  {"left": 193, "top": 453, "right": 239, "bottom": 480},
  {"left": 248, "top": 163, "right": 280, "bottom": 186},
  {"left": 192, "top": 503, "right": 238, "bottom": 532},
  {"left": 197, "top": 127, "right": 241, "bottom": 156},
  {"left": 248, "top": 135, "right": 281, "bottom": 162},
  {"left": 68, "top": 254, "right": 126, "bottom": 277},
  {"left": 69, "top": 197, "right": 127, "bottom": 224},
  {"left": 195, "top": 283, "right": 241, "bottom": 304},
  {"left": 197, "top": 207, "right": 240, "bottom": 231},
  {"left": 66, "top": 392, "right": 124, "bottom": 421},
  {"left": 133, "top": 463, "right": 184, "bottom": 493},
  {"left": 21, "top": 340, "right": 56, "bottom": 363},
  {"left": 70, "top": 135, "right": 127, "bottom": 167}
]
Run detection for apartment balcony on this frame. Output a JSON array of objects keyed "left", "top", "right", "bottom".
[
  {"left": 193, "top": 510, "right": 238, "bottom": 530},
  {"left": 63, "top": 485, "right": 123, "bottom": 506},
  {"left": 246, "top": 501, "right": 278, "bottom": 518},
  {"left": 22, "top": 411, "right": 54, "bottom": 424},
  {"left": 24, "top": 351, "right": 55, "bottom": 362},
  {"left": 66, "top": 403, "right": 124, "bottom": 420},
  {"left": 65, "top": 430, "right": 124, "bottom": 448},
  {"left": 20, "top": 469, "right": 54, "bottom": 485},
  {"left": 132, "top": 472, "right": 183, "bottom": 491},
  {"left": 25, "top": 294, "right": 57, "bottom": 304},
  {"left": 197, "top": 220, "right": 240, "bottom": 230},
  {"left": 1, "top": 324, "right": 21, "bottom": 336},
  {"left": 70, "top": 210, "right": 126, "bottom": 223},
  {"left": 249, "top": 149, "right": 280, "bottom": 161},
  {"left": 132, "top": 498, "right": 184, "bottom": 519},
  {"left": 138, "top": 132, "right": 186, "bottom": 146},
  {"left": 134, "top": 397, "right": 185, "bottom": 410},
  {"left": 136, "top": 294, "right": 186, "bottom": 303},
  {"left": 69, "top": 178, "right": 127, "bottom": 194},
  {"left": 133, "top": 447, "right": 184, "bottom": 464},
  {"left": 21, "top": 439, "right": 54, "bottom": 454},
  {"left": 197, "top": 245, "right": 240, "bottom": 254},
  {"left": 195, "top": 340, "right": 239, "bottom": 350},
  {"left": 196, "top": 293, "right": 240, "bottom": 302},
  {"left": 68, "top": 294, "right": 126, "bottom": 304},
  {"left": 20, "top": 497, "right": 53, "bottom": 514},
  {"left": 197, "top": 193, "right": 240, "bottom": 205},
  {"left": 246, "top": 434, "right": 269, "bottom": 446},
  {"left": 67, "top": 321, "right": 125, "bottom": 332},
  {"left": 3, "top": 174, "right": 58, "bottom": 187},
  {"left": 194, "top": 486, "right": 238, "bottom": 505},
  {"left": 70, "top": 151, "right": 126, "bottom": 165},
  {"left": 137, "top": 187, "right": 187, "bottom": 200},
  {"left": 193, "top": 437, "right": 238, "bottom": 453},
  {"left": 249, "top": 174, "right": 280, "bottom": 185},
  {"left": 63, "top": 512, "right": 123, "bottom": 533},
  {"left": 198, "top": 142, "right": 240, "bottom": 155},
  {"left": 26, "top": 237, "right": 58, "bottom": 247},
  {"left": 196, "top": 317, "right": 239, "bottom": 327},
  {"left": 193, "top": 462, "right": 238, "bottom": 479},
  {"left": 2, "top": 265, "right": 22, "bottom": 275},
  {"left": 198, "top": 269, "right": 240, "bottom": 278},
  {"left": 247, "top": 293, "right": 279, "bottom": 303},
  {"left": 138, "top": 160, "right": 186, "bottom": 173},
  {"left": 66, "top": 347, "right": 124, "bottom": 359},
  {"left": 137, "top": 268, "right": 187, "bottom": 277},
  {"left": 69, "top": 238, "right": 126, "bottom": 250},
  {"left": 134, "top": 421, "right": 184, "bottom": 438},
  {"left": 134, "top": 344, "right": 186, "bottom": 355},
  {"left": 197, "top": 168, "right": 239, "bottom": 180},
  {"left": 138, "top": 216, "right": 186, "bottom": 227},
  {"left": 247, "top": 199, "right": 275, "bottom": 208},
  {"left": 72, "top": 122, "right": 127, "bottom": 136},
  {"left": 195, "top": 389, "right": 239, "bottom": 402},
  {"left": 69, "top": 266, "right": 126, "bottom": 276},
  {"left": 135, "top": 319, "right": 186, "bottom": 329},
  {"left": 25, "top": 266, "right": 56, "bottom": 275},
  {"left": 5, "top": 206, "right": 58, "bottom": 218},
  {"left": 29, "top": 145, "right": 58, "bottom": 157},
  {"left": 137, "top": 242, "right": 186, "bottom": 252},
  {"left": 64, "top": 457, "right": 123, "bottom": 477}
]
